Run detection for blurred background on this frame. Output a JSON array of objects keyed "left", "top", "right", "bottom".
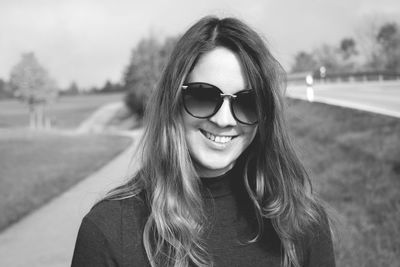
[{"left": 0, "top": 0, "right": 399, "bottom": 266}]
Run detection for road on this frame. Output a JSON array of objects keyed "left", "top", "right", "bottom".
[{"left": 286, "top": 81, "right": 400, "bottom": 118}]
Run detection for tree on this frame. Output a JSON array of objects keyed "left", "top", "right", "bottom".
[
  {"left": 337, "top": 38, "right": 359, "bottom": 72},
  {"left": 291, "top": 18, "right": 400, "bottom": 75},
  {"left": 313, "top": 44, "right": 342, "bottom": 73},
  {"left": 123, "top": 36, "right": 177, "bottom": 116},
  {"left": 354, "top": 16, "right": 400, "bottom": 71},
  {"left": 376, "top": 22, "right": 400, "bottom": 71},
  {"left": 102, "top": 80, "right": 113, "bottom": 93},
  {"left": 68, "top": 82, "right": 79, "bottom": 95},
  {"left": 123, "top": 37, "right": 162, "bottom": 116},
  {"left": 0, "top": 78, "right": 13, "bottom": 99},
  {"left": 291, "top": 51, "right": 318, "bottom": 73},
  {"left": 60, "top": 81, "right": 80, "bottom": 96},
  {"left": 158, "top": 36, "right": 178, "bottom": 70},
  {"left": 377, "top": 23, "right": 397, "bottom": 43},
  {"left": 358, "top": 21, "right": 400, "bottom": 71},
  {"left": 9, "top": 52, "right": 58, "bottom": 129},
  {"left": 291, "top": 39, "right": 361, "bottom": 76},
  {"left": 98, "top": 80, "right": 124, "bottom": 93},
  {"left": 340, "top": 38, "right": 357, "bottom": 60}
]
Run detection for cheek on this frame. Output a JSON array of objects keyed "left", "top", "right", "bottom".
[
  {"left": 232, "top": 126, "right": 257, "bottom": 158},
  {"left": 182, "top": 110, "right": 199, "bottom": 131},
  {"left": 182, "top": 112, "right": 202, "bottom": 149},
  {"left": 242, "top": 126, "right": 258, "bottom": 146}
]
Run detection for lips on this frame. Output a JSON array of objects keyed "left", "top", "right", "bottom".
[{"left": 200, "top": 129, "right": 237, "bottom": 144}]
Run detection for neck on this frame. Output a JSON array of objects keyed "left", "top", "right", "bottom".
[{"left": 195, "top": 162, "right": 235, "bottom": 178}]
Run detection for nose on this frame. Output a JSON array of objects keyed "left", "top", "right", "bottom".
[{"left": 209, "top": 98, "right": 237, "bottom": 127}]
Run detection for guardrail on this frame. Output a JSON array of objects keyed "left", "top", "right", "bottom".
[{"left": 288, "top": 71, "right": 400, "bottom": 85}]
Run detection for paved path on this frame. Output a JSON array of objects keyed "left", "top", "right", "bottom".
[
  {"left": 76, "top": 102, "right": 124, "bottom": 133},
  {"left": 287, "top": 81, "right": 400, "bottom": 118},
  {"left": 0, "top": 104, "right": 143, "bottom": 266}
]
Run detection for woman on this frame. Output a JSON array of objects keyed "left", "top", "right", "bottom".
[{"left": 72, "top": 16, "right": 335, "bottom": 267}]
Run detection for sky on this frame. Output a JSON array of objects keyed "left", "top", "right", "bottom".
[{"left": 0, "top": 0, "right": 399, "bottom": 89}]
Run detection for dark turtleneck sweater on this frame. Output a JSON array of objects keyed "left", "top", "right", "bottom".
[{"left": 71, "top": 167, "right": 335, "bottom": 266}]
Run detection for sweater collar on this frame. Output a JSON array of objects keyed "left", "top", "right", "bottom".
[{"left": 200, "top": 164, "right": 242, "bottom": 198}]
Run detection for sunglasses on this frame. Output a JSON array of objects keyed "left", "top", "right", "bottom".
[{"left": 181, "top": 82, "right": 258, "bottom": 125}]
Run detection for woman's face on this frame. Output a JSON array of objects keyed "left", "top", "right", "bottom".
[{"left": 182, "top": 47, "right": 258, "bottom": 177}]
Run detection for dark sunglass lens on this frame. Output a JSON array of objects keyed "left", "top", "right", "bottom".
[
  {"left": 232, "top": 91, "right": 258, "bottom": 124},
  {"left": 183, "top": 84, "right": 221, "bottom": 118}
]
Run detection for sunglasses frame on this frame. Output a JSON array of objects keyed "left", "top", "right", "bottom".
[{"left": 181, "top": 82, "right": 258, "bottom": 125}]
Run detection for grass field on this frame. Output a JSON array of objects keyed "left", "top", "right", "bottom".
[
  {"left": 0, "top": 129, "right": 132, "bottom": 232},
  {"left": 0, "top": 92, "right": 132, "bottom": 232},
  {"left": 0, "top": 92, "right": 124, "bottom": 129},
  {"left": 286, "top": 98, "right": 400, "bottom": 267}
]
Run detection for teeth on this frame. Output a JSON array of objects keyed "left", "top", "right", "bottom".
[{"left": 203, "top": 130, "right": 233, "bottom": 144}]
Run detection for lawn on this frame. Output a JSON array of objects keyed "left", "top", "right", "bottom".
[
  {"left": 286, "top": 98, "right": 400, "bottom": 267},
  {"left": 0, "top": 129, "right": 132, "bottom": 232},
  {"left": 0, "top": 92, "right": 132, "bottom": 232},
  {"left": 0, "top": 92, "right": 125, "bottom": 129}
]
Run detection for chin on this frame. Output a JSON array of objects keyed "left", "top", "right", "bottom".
[
  {"left": 193, "top": 154, "right": 237, "bottom": 177},
  {"left": 205, "top": 161, "right": 233, "bottom": 171}
]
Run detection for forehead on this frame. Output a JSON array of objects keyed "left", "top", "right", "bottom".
[{"left": 187, "top": 47, "right": 247, "bottom": 94}]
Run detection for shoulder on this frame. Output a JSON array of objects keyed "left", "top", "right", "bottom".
[
  {"left": 72, "top": 196, "right": 150, "bottom": 267},
  {"left": 301, "top": 208, "right": 336, "bottom": 267},
  {"left": 84, "top": 195, "right": 149, "bottom": 238}
]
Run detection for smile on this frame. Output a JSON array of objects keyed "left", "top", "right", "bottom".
[{"left": 200, "top": 129, "right": 236, "bottom": 144}]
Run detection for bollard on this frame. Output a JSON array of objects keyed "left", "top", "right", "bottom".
[{"left": 306, "top": 74, "right": 314, "bottom": 102}]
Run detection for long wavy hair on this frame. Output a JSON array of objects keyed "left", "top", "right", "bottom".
[{"left": 107, "top": 16, "right": 328, "bottom": 267}]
